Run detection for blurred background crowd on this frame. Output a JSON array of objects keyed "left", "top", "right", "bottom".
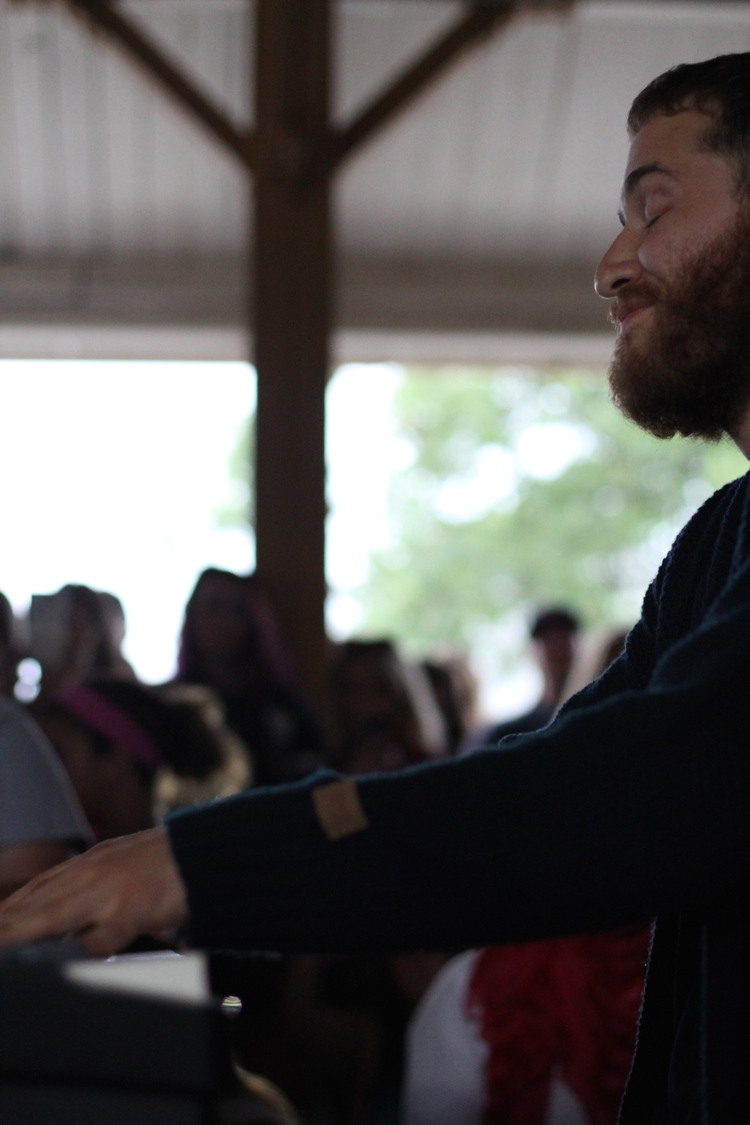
[{"left": 0, "top": 561, "right": 643, "bottom": 1125}]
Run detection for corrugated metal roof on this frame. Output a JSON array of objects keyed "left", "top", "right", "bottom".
[
  {"left": 337, "top": 1, "right": 750, "bottom": 261},
  {"left": 2, "top": 0, "right": 750, "bottom": 358},
  {"left": 0, "top": 0, "right": 249, "bottom": 257}
]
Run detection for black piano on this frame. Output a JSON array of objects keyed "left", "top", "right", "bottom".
[{"left": 0, "top": 945, "right": 249, "bottom": 1125}]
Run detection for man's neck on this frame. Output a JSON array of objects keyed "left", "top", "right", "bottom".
[{"left": 729, "top": 410, "right": 750, "bottom": 460}]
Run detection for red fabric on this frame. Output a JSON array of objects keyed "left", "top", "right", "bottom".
[{"left": 467, "top": 926, "right": 650, "bottom": 1125}]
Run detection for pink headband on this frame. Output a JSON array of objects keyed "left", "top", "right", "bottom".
[{"left": 57, "top": 685, "right": 161, "bottom": 772}]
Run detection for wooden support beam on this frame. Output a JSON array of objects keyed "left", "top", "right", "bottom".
[
  {"left": 28, "top": 0, "right": 555, "bottom": 722},
  {"left": 253, "top": 0, "right": 330, "bottom": 714},
  {"left": 60, "top": 0, "right": 254, "bottom": 169},
  {"left": 331, "top": 4, "right": 517, "bottom": 168}
]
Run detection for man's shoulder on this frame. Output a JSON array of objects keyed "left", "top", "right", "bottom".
[
  {"left": 684, "top": 471, "right": 748, "bottom": 534},
  {"left": 641, "top": 470, "right": 750, "bottom": 641},
  {"left": 656, "top": 471, "right": 749, "bottom": 579}
]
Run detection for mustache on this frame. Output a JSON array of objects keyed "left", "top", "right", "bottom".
[{"left": 608, "top": 282, "right": 662, "bottom": 329}]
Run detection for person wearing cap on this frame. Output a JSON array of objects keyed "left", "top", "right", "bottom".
[{"left": 478, "top": 607, "right": 580, "bottom": 746}]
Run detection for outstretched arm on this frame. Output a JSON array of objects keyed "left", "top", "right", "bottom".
[
  {"left": 0, "top": 827, "right": 188, "bottom": 956},
  {"left": 3, "top": 503, "right": 750, "bottom": 958}
]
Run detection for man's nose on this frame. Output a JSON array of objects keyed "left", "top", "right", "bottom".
[{"left": 594, "top": 227, "right": 642, "bottom": 298}]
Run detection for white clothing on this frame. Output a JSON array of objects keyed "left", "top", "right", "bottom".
[
  {"left": 403, "top": 950, "right": 590, "bottom": 1125},
  {"left": 0, "top": 695, "right": 91, "bottom": 848}
]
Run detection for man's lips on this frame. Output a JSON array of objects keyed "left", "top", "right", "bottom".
[{"left": 615, "top": 301, "right": 654, "bottom": 333}]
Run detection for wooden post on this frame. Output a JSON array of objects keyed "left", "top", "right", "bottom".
[
  {"left": 253, "top": 0, "right": 331, "bottom": 714},
  {"left": 40, "top": 0, "right": 521, "bottom": 721}
]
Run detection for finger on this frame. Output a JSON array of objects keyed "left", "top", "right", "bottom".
[
  {"left": 0, "top": 891, "right": 95, "bottom": 946},
  {"left": 0, "top": 907, "right": 74, "bottom": 946},
  {"left": 0, "top": 867, "right": 109, "bottom": 946},
  {"left": 0, "top": 863, "right": 70, "bottom": 915},
  {"left": 78, "top": 922, "right": 136, "bottom": 958}
]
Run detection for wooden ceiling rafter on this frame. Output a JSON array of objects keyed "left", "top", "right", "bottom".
[
  {"left": 331, "top": 5, "right": 518, "bottom": 167},
  {"left": 20, "top": 0, "right": 528, "bottom": 177}
]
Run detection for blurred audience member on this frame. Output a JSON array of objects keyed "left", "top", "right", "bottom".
[
  {"left": 233, "top": 1067, "right": 302, "bottom": 1125},
  {"left": 29, "top": 584, "right": 135, "bottom": 698},
  {"left": 422, "top": 654, "right": 479, "bottom": 755},
  {"left": 331, "top": 640, "right": 447, "bottom": 774},
  {"left": 404, "top": 927, "right": 649, "bottom": 1125},
  {"left": 0, "top": 591, "right": 18, "bottom": 698},
  {"left": 176, "top": 569, "right": 322, "bottom": 786},
  {"left": 403, "top": 623, "right": 645, "bottom": 1125},
  {"left": 97, "top": 591, "right": 137, "bottom": 680},
  {"left": 175, "top": 570, "right": 320, "bottom": 1114},
  {"left": 155, "top": 683, "right": 251, "bottom": 818},
  {"left": 562, "top": 628, "right": 631, "bottom": 704},
  {"left": 593, "top": 628, "right": 629, "bottom": 679},
  {"left": 0, "top": 693, "right": 91, "bottom": 899},
  {"left": 278, "top": 640, "right": 448, "bottom": 1124},
  {"left": 480, "top": 607, "right": 580, "bottom": 746},
  {"left": 37, "top": 681, "right": 229, "bottom": 841}
]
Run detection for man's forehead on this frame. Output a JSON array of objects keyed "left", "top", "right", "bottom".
[{"left": 624, "top": 109, "right": 710, "bottom": 179}]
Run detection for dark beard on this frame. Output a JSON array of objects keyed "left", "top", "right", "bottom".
[{"left": 608, "top": 214, "right": 750, "bottom": 441}]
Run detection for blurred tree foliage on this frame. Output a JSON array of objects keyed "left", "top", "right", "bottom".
[
  {"left": 214, "top": 412, "right": 255, "bottom": 530},
  {"left": 357, "top": 367, "right": 746, "bottom": 659}
]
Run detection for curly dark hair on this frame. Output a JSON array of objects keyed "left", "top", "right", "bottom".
[{"left": 628, "top": 53, "right": 750, "bottom": 192}]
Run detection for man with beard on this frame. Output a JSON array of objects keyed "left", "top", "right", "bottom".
[
  {"left": 4, "top": 51, "right": 750, "bottom": 1123},
  {"left": 603, "top": 76, "right": 750, "bottom": 443}
]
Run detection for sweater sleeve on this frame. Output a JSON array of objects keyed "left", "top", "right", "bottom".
[{"left": 167, "top": 533, "right": 750, "bottom": 955}]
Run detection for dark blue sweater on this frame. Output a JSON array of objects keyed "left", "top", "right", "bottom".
[{"left": 169, "top": 469, "right": 750, "bottom": 1123}]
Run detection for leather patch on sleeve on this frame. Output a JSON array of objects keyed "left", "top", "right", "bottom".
[{"left": 312, "top": 779, "right": 369, "bottom": 841}]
